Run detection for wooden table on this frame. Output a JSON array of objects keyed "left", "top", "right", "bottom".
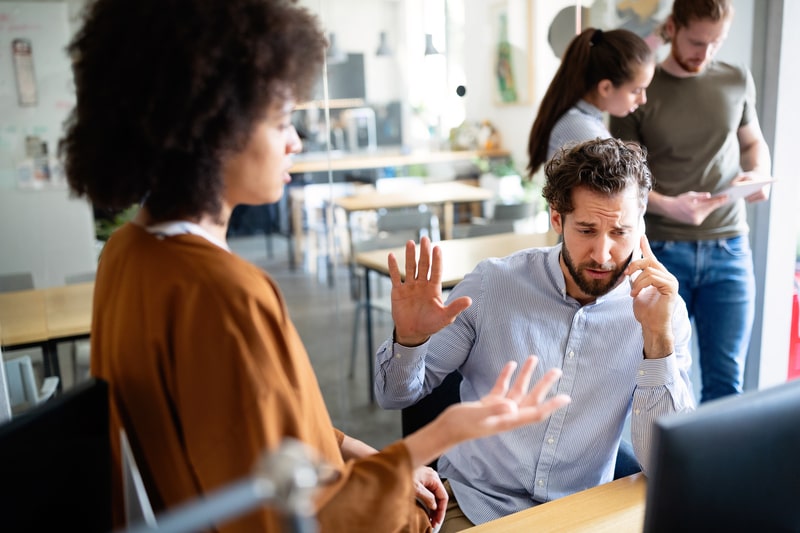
[
  {"left": 44, "top": 282, "right": 94, "bottom": 341},
  {"left": 288, "top": 149, "right": 509, "bottom": 272},
  {"left": 334, "top": 181, "right": 494, "bottom": 241},
  {"left": 466, "top": 473, "right": 647, "bottom": 532},
  {"left": 354, "top": 231, "right": 557, "bottom": 402},
  {"left": 0, "top": 282, "right": 94, "bottom": 385}
]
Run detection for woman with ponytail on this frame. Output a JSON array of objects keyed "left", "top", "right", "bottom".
[{"left": 527, "top": 28, "right": 654, "bottom": 177}]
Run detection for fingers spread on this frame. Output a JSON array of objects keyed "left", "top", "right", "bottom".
[
  {"left": 404, "top": 240, "right": 418, "bottom": 282},
  {"left": 388, "top": 252, "right": 401, "bottom": 286},
  {"left": 521, "top": 367, "right": 563, "bottom": 408},
  {"left": 506, "top": 356, "right": 538, "bottom": 402},
  {"left": 487, "top": 361, "right": 518, "bottom": 398},
  {"left": 417, "top": 236, "right": 432, "bottom": 281},
  {"left": 429, "top": 244, "right": 443, "bottom": 285}
]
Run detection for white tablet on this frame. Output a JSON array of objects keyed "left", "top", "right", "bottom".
[{"left": 711, "top": 179, "right": 775, "bottom": 204}]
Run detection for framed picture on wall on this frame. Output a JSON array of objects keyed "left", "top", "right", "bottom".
[{"left": 490, "top": 0, "right": 531, "bottom": 106}]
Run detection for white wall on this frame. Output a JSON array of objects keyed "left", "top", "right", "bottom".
[
  {"left": 0, "top": 1, "right": 96, "bottom": 288},
  {"left": 0, "top": 188, "right": 96, "bottom": 287}
]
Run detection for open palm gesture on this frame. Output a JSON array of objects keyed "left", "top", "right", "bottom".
[{"left": 388, "top": 237, "right": 471, "bottom": 346}]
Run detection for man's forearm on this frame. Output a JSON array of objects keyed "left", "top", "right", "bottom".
[{"left": 645, "top": 190, "right": 670, "bottom": 217}]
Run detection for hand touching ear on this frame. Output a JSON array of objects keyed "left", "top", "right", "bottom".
[{"left": 624, "top": 234, "right": 678, "bottom": 359}]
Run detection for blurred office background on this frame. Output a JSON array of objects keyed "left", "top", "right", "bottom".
[{"left": 0, "top": 0, "right": 798, "bottom": 444}]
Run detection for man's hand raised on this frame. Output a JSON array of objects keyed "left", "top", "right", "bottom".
[{"left": 388, "top": 236, "right": 472, "bottom": 346}]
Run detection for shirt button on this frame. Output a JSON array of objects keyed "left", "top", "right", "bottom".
[
  {"left": 638, "top": 370, "right": 646, "bottom": 375},
  {"left": 568, "top": 351, "right": 574, "bottom": 358},
  {"left": 547, "top": 437, "right": 554, "bottom": 445},
  {"left": 538, "top": 479, "right": 544, "bottom": 487},
  {"left": 634, "top": 408, "right": 641, "bottom": 415},
  {"left": 395, "top": 353, "right": 402, "bottom": 359}
]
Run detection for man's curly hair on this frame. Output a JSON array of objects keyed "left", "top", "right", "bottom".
[
  {"left": 543, "top": 137, "right": 652, "bottom": 215},
  {"left": 61, "top": 0, "right": 326, "bottom": 221}
]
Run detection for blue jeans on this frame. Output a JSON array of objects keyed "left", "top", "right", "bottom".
[{"left": 650, "top": 237, "right": 755, "bottom": 403}]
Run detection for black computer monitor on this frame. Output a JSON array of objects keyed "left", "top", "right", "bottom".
[
  {"left": 0, "top": 378, "right": 111, "bottom": 532},
  {"left": 644, "top": 378, "right": 800, "bottom": 532}
]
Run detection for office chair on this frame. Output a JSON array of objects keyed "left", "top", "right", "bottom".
[
  {"left": 0, "top": 272, "right": 34, "bottom": 292},
  {"left": 0, "top": 271, "right": 53, "bottom": 391},
  {"left": 0, "top": 346, "right": 11, "bottom": 422},
  {"left": 299, "top": 182, "right": 369, "bottom": 285},
  {"left": 401, "top": 371, "right": 463, "bottom": 469},
  {"left": 3, "top": 354, "right": 59, "bottom": 415},
  {"left": 453, "top": 200, "right": 535, "bottom": 238},
  {"left": 121, "top": 432, "right": 324, "bottom": 533}
]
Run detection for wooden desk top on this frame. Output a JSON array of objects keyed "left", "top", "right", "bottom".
[
  {"left": 334, "top": 181, "right": 494, "bottom": 213},
  {"left": 45, "top": 282, "right": 94, "bottom": 339},
  {"left": 290, "top": 148, "right": 509, "bottom": 174},
  {"left": 466, "top": 473, "right": 647, "bottom": 533},
  {"left": 0, "top": 282, "right": 94, "bottom": 347},
  {"left": 354, "top": 231, "right": 557, "bottom": 287},
  {"left": 0, "top": 288, "right": 47, "bottom": 346}
]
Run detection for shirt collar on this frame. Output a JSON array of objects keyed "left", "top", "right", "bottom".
[{"left": 575, "top": 99, "right": 604, "bottom": 120}]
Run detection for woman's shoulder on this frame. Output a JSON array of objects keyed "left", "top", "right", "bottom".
[{"left": 548, "top": 103, "right": 610, "bottom": 159}]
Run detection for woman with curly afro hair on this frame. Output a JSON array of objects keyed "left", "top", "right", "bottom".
[{"left": 62, "top": 1, "right": 570, "bottom": 531}]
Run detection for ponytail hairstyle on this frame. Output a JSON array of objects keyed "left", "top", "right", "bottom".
[{"left": 526, "top": 27, "right": 653, "bottom": 178}]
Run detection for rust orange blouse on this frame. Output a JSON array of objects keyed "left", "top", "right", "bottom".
[{"left": 92, "top": 223, "right": 431, "bottom": 532}]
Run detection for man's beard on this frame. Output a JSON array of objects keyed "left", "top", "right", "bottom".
[
  {"left": 671, "top": 44, "right": 705, "bottom": 74},
  {"left": 561, "top": 239, "right": 629, "bottom": 298}
]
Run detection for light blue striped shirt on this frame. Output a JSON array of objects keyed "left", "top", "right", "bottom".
[
  {"left": 375, "top": 244, "right": 695, "bottom": 525},
  {"left": 547, "top": 100, "right": 609, "bottom": 160}
]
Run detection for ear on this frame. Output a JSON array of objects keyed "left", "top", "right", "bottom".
[
  {"left": 550, "top": 207, "right": 564, "bottom": 235},
  {"left": 665, "top": 15, "right": 677, "bottom": 41},
  {"left": 596, "top": 79, "right": 614, "bottom": 98}
]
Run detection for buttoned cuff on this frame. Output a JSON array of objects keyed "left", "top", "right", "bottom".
[{"left": 635, "top": 354, "right": 677, "bottom": 387}]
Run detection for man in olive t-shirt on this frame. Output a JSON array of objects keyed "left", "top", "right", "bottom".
[{"left": 610, "top": 0, "right": 773, "bottom": 403}]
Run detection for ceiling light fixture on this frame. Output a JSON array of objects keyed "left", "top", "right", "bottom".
[
  {"left": 424, "top": 33, "right": 440, "bottom": 55},
  {"left": 376, "top": 31, "right": 392, "bottom": 57},
  {"left": 326, "top": 32, "right": 347, "bottom": 64}
]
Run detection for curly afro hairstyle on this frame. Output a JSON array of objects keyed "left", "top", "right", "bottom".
[
  {"left": 543, "top": 137, "right": 652, "bottom": 216},
  {"left": 61, "top": 0, "right": 326, "bottom": 221}
]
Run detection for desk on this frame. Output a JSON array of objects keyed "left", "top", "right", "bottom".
[
  {"left": 467, "top": 473, "right": 646, "bottom": 532},
  {"left": 0, "top": 282, "right": 94, "bottom": 385},
  {"left": 334, "top": 181, "right": 494, "bottom": 242},
  {"left": 354, "top": 231, "right": 557, "bottom": 402}
]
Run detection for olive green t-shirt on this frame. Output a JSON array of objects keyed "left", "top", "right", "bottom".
[{"left": 610, "top": 61, "right": 757, "bottom": 241}]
